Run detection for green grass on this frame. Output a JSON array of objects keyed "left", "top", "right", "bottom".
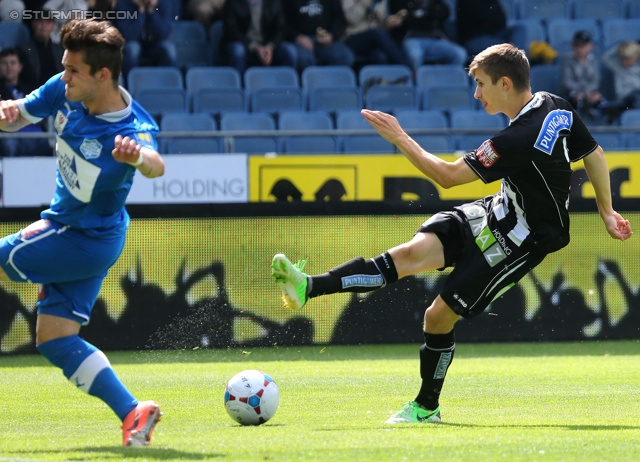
[{"left": 1, "top": 341, "right": 640, "bottom": 461}]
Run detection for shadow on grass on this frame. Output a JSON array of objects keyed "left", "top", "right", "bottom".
[
  {"left": 10, "top": 446, "right": 223, "bottom": 460},
  {"left": 435, "top": 422, "right": 640, "bottom": 431}
]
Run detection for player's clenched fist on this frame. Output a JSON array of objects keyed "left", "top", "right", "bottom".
[{"left": 0, "top": 100, "right": 21, "bottom": 125}]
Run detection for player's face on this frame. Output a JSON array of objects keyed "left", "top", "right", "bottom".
[
  {"left": 60, "top": 50, "right": 100, "bottom": 103},
  {"left": 473, "top": 69, "right": 504, "bottom": 116}
]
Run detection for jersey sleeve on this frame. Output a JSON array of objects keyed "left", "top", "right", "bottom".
[
  {"left": 565, "top": 110, "right": 598, "bottom": 162},
  {"left": 463, "top": 130, "right": 524, "bottom": 184},
  {"left": 18, "top": 73, "right": 65, "bottom": 123}
]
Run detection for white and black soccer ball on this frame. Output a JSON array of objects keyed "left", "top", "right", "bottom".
[{"left": 224, "top": 369, "right": 280, "bottom": 425}]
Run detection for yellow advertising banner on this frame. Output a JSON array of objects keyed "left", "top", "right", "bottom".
[{"left": 249, "top": 152, "right": 639, "bottom": 202}]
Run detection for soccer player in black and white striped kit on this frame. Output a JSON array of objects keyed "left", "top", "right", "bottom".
[{"left": 271, "top": 43, "right": 632, "bottom": 423}]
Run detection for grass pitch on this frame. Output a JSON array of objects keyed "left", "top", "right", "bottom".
[{"left": 1, "top": 341, "right": 639, "bottom": 461}]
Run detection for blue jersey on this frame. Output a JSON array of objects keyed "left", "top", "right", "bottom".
[{"left": 18, "top": 73, "right": 159, "bottom": 237}]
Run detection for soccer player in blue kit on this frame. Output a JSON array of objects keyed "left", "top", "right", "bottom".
[
  {"left": 272, "top": 44, "right": 633, "bottom": 423},
  {"left": 0, "top": 19, "right": 165, "bottom": 446}
]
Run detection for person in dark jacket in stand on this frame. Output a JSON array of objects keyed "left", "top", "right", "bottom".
[{"left": 221, "top": 0, "right": 297, "bottom": 75}]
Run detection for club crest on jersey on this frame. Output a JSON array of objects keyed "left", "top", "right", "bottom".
[
  {"left": 80, "top": 138, "right": 102, "bottom": 159},
  {"left": 534, "top": 109, "right": 572, "bottom": 155},
  {"left": 54, "top": 109, "right": 68, "bottom": 134},
  {"left": 476, "top": 140, "right": 500, "bottom": 167}
]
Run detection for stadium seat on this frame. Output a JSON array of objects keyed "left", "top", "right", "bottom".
[
  {"left": 572, "top": 0, "right": 624, "bottom": 20},
  {"left": 518, "top": 0, "right": 569, "bottom": 20},
  {"left": 450, "top": 109, "right": 507, "bottom": 152},
  {"left": 243, "top": 66, "right": 299, "bottom": 93},
  {"left": 593, "top": 132, "right": 624, "bottom": 150},
  {"left": 209, "top": 20, "right": 224, "bottom": 66},
  {"left": 220, "top": 112, "right": 279, "bottom": 154},
  {"left": 358, "top": 64, "right": 413, "bottom": 89},
  {"left": 135, "top": 88, "right": 189, "bottom": 120},
  {"left": 192, "top": 88, "right": 247, "bottom": 118},
  {"left": 250, "top": 87, "right": 305, "bottom": 114},
  {"left": 168, "top": 20, "right": 207, "bottom": 42},
  {"left": 508, "top": 19, "right": 547, "bottom": 53},
  {"left": 173, "top": 40, "right": 212, "bottom": 69},
  {"left": 530, "top": 65, "right": 561, "bottom": 95},
  {"left": 395, "top": 110, "right": 453, "bottom": 152},
  {"left": 126, "top": 66, "right": 183, "bottom": 97},
  {"left": 279, "top": 110, "right": 337, "bottom": 154},
  {"left": 499, "top": 0, "right": 516, "bottom": 20},
  {"left": 364, "top": 85, "right": 418, "bottom": 112},
  {"left": 307, "top": 87, "right": 363, "bottom": 114},
  {"left": 547, "top": 19, "right": 601, "bottom": 55},
  {"left": 161, "top": 113, "right": 222, "bottom": 154},
  {"left": 416, "top": 64, "right": 470, "bottom": 90},
  {"left": 301, "top": 66, "right": 357, "bottom": 89},
  {"left": 186, "top": 67, "right": 242, "bottom": 94},
  {"left": 336, "top": 110, "right": 395, "bottom": 153},
  {"left": 628, "top": 0, "right": 640, "bottom": 18},
  {"left": 421, "top": 85, "right": 475, "bottom": 111},
  {"left": 0, "top": 21, "right": 30, "bottom": 48},
  {"left": 601, "top": 19, "right": 640, "bottom": 48},
  {"left": 620, "top": 110, "right": 640, "bottom": 148}
]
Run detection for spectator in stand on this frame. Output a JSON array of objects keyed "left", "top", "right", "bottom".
[
  {"left": 18, "top": 13, "right": 64, "bottom": 88},
  {"left": 602, "top": 40, "right": 640, "bottom": 123},
  {"left": 560, "top": 31, "right": 608, "bottom": 120},
  {"left": 387, "top": 0, "right": 467, "bottom": 71},
  {"left": 0, "top": 48, "right": 51, "bottom": 157},
  {"left": 186, "top": 0, "right": 225, "bottom": 31},
  {"left": 0, "top": 0, "right": 25, "bottom": 21},
  {"left": 113, "top": 0, "right": 177, "bottom": 84},
  {"left": 455, "top": 0, "right": 524, "bottom": 58},
  {"left": 220, "top": 0, "right": 297, "bottom": 75},
  {"left": 41, "top": 0, "right": 89, "bottom": 43},
  {"left": 282, "top": 0, "right": 355, "bottom": 72},
  {"left": 342, "top": 0, "right": 411, "bottom": 68}
]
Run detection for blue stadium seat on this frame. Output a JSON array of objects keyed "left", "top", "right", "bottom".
[
  {"left": 135, "top": 88, "right": 189, "bottom": 120},
  {"left": 220, "top": 112, "right": 279, "bottom": 154},
  {"left": 243, "top": 66, "right": 299, "bottom": 93},
  {"left": 337, "top": 110, "right": 395, "bottom": 153},
  {"left": 364, "top": 85, "right": 418, "bottom": 112},
  {"left": 250, "top": 87, "right": 305, "bottom": 113},
  {"left": 161, "top": 113, "right": 222, "bottom": 154},
  {"left": 307, "top": 87, "right": 362, "bottom": 113},
  {"left": 450, "top": 109, "right": 506, "bottom": 152},
  {"left": 547, "top": 19, "right": 601, "bottom": 55},
  {"left": 0, "top": 22, "right": 30, "bottom": 48},
  {"left": 395, "top": 110, "right": 453, "bottom": 152},
  {"left": 593, "top": 132, "right": 624, "bottom": 150},
  {"left": 416, "top": 64, "right": 470, "bottom": 90},
  {"left": 530, "top": 65, "right": 561, "bottom": 95},
  {"left": 169, "top": 20, "right": 207, "bottom": 42},
  {"left": 126, "top": 66, "right": 183, "bottom": 97},
  {"left": 358, "top": 64, "right": 413, "bottom": 88},
  {"left": 421, "top": 85, "right": 475, "bottom": 111},
  {"left": 209, "top": 20, "right": 224, "bottom": 65},
  {"left": 186, "top": 67, "right": 242, "bottom": 94},
  {"left": 192, "top": 88, "right": 247, "bottom": 118},
  {"left": 601, "top": 19, "right": 640, "bottom": 48},
  {"left": 279, "top": 110, "right": 337, "bottom": 154},
  {"left": 174, "top": 40, "right": 212, "bottom": 68},
  {"left": 518, "top": 0, "right": 569, "bottom": 20},
  {"left": 620, "top": 110, "right": 640, "bottom": 148},
  {"left": 301, "top": 66, "right": 357, "bottom": 89},
  {"left": 572, "top": 0, "right": 624, "bottom": 20},
  {"left": 499, "top": 0, "right": 517, "bottom": 20},
  {"left": 628, "top": 0, "right": 640, "bottom": 18},
  {"left": 508, "top": 19, "right": 547, "bottom": 52}
]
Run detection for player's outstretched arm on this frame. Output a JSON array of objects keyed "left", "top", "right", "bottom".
[
  {"left": 361, "top": 109, "right": 478, "bottom": 188},
  {"left": 0, "top": 99, "right": 31, "bottom": 132},
  {"left": 583, "top": 146, "right": 632, "bottom": 241},
  {"left": 112, "top": 134, "right": 165, "bottom": 178}
]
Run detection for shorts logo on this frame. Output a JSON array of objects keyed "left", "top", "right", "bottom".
[
  {"left": 534, "top": 109, "right": 572, "bottom": 155},
  {"left": 475, "top": 140, "right": 500, "bottom": 167}
]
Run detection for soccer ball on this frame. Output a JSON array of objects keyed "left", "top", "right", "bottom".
[{"left": 224, "top": 369, "right": 280, "bottom": 425}]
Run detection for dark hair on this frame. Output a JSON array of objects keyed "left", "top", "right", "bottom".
[
  {"left": 60, "top": 19, "right": 124, "bottom": 85},
  {"left": 0, "top": 47, "right": 21, "bottom": 61},
  {"left": 468, "top": 43, "right": 530, "bottom": 93}
]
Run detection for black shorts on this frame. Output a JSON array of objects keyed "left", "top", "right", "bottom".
[{"left": 417, "top": 199, "right": 548, "bottom": 318}]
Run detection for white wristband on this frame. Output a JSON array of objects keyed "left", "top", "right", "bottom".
[{"left": 131, "top": 153, "right": 144, "bottom": 166}]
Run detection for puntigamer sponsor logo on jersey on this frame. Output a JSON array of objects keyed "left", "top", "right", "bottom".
[{"left": 534, "top": 109, "right": 572, "bottom": 155}]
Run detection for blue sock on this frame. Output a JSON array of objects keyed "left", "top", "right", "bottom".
[{"left": 37, "top": 335, "right": 138, "bottom": 421}]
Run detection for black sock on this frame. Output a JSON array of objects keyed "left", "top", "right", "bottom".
[
  {"left": 307, "top": 252, "right": 398, "bottom": 298},
  {"left": 414, "top": 330, "right": 455, "bottom": 411}
]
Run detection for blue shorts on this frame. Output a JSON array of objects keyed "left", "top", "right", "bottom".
[{"left": 0, "top": 219, "right": 126, "bottom": 325}]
